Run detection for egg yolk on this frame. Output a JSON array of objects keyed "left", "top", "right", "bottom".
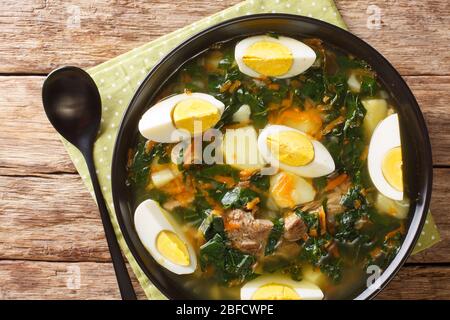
[
  {"left": 382, "top": 146, "right": 403, "bottom": 191},
  {"left": 173, "top": 98, "right": 220, "bottom": 134},
  {"left": 243, "top": 41, "right": 293, "bottom": 76},
  {"left": 266, "top": 131, "right": 314, "bottom": 166},
  {"left": 156, "top": 230, "right": 190, "bottom": 266},
  {"left": 252, "top": 284, "right": 300, "bottom": 300}
]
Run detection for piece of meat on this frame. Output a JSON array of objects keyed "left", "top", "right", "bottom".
[
  {"left": 225, "top": 209, "right": 273, "bottom": 255},
  {"left": 283, "top": 213, "right": 308, "bottom": 241},
  {"left": 326, "top": 181, "right": 351, "bottom": 215}
]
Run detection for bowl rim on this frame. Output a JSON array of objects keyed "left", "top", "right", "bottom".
[{"left": 111, "top": 13, "right": 433, "bottom": 300}]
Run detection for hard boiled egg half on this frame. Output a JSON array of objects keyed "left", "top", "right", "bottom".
[
  {"left": 134, "top": 199, "right": 197, "bottom": 274},
  {"left": 138, "top": 93, "right": 224, "bottom": 143},
  {"left": 241, "top": 275, "right": 324, "bottom": 300},
  {"left": 235, "top": 35, "right": 316, "bottom": 79},
  {"left": 257, "top": 125, "right": 335, "bottom": 178},
  {"left": 368, "top": 113, "right": 404, "bottom": 201}
]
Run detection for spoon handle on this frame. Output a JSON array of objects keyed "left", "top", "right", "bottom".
[{"left": 83, "top": 149, "right": 137, "bottom": 300}]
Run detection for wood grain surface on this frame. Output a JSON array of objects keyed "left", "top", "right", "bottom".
[{"left": 0, "top": 0, "right": 449, "bottom": 300}]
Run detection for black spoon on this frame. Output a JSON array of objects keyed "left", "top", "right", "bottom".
[{"left": 42, "top": 66, "right": 137, "bottom": 300}]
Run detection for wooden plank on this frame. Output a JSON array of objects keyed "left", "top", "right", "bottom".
[
  {"left": 0, "top": 260, "right": 447, "bottom": 299},
  {"left": 0, "top": 0, "right": 241, "bottom": 74},
  {"left": 404, "top": 76, "right": 450, "bottom": 166},
  {"left": 336, "top": 0, "right": 450, "bottom": 76},
  {"left": 0, "top": 76, "right": 76, "bottom": 174},
  {"left": 0, "top": 260, "right": 146, "bottom": 300},
  {"left": 377, "top": 265, "right": 450, "bottom": 300},
  {"left": 0, "top": 0, "right": 448, "bottom": 75},
  {"left": 0, "top": 168, "right": 448, "bottom": 263},
  {"left": 1, "top": 75, "right": 449, "bottom": 175},
  {"left": 0, "top": 173, "right": 110, "bottom": 262}
]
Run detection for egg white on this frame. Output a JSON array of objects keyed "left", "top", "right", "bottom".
[
  {"left": 235, "top": 35, "right": 316, "bottom": 79},
  {"left": 257, "top": 125, "right": 335, "bottom": 178},
  {"left": 241, "top": 275, "right": 324, "bottom": 300},
  {"left": 138, "top": 93, "right": 225, "bottom": 143},
  {"left": 134, "top": 199, "right": 197, "bottom": 275},
  {"left": 368, "top": 113, "right": 403, "bottom": 201}
]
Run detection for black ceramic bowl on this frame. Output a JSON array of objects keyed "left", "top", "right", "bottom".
[{"left": 111, "top": 14, "right": 432, "bottom": 300}]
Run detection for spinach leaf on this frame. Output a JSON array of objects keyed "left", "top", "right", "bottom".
[
  {"left": 199, "top": 214, "right": 225, "bottom": 241},
  {"left": 265, "top": 218, "right": 284, "bottom": 256},
  {"left": 340, "top": 184, "right": 367, "bottom": 210},
  {"left": 313, "top": 176, "right": 327, "bottom": 192},
  {"left": 200, "top": 233, "right": 256, "bottom": 284},
  {"left": 296, "top": 70, "right": 325, "bottom": 102},
  {"left": 300, "top": 236, "right": 342, "bottom": 283},
  {"left": 335, "top": 209, "right": 363, "bottom": 242},
  {"left": 173, "top": 193, "right": 212, "bottom": 227},
  {"left": 146, "top": 189, "right": 168, "bottom": 204},
  {"left": 250, "top": 173, "right": 270, "bottom": 191},
  {"left": 237, "top": 88, "right": 268, "bottom": 129},
  {"left": 221, "top": 187, "right": 259, "bottom": 209},
  {"left": 360, "top": 76, "right": 378, "bottom": 97},
  {"left": 193, "top": 164, "right": 239, "bottom": 181},
  {"left": 296, "top": 209, "right": 319, "bottom": 232}
]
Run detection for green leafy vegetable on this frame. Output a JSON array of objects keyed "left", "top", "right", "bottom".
[
  {"left": 200, "top": 233, "right": 256, "bottom": 284},
  {"left": 296, "top": 209, "right": 319, "bottom": 233},
  {"left": 250, "top": 173, "right": 270, "bottom": 191},
  {"left": 199, "top": 214, "right": 225, "bottom": 241},
  {"left": 360, "top": 76, "right": 378, "bottom": 96},
  {"left": 265, "top": 218, "right": 284, "bottom": 256},
  {"left": 221, "top": 187, "right": 259, "bottom": 209}
]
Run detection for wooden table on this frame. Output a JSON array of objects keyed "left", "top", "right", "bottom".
[{"left": 0, "top": 0, "right": 449, "bottom": 299}]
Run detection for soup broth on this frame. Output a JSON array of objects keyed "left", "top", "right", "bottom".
[{"left": 127, "top": 36, "right": 409, "bottom": 299}]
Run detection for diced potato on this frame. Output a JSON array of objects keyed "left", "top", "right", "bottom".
[
  {"left": 270, "top": 172, "right": 316, "bottom": 208},
  {"left": 362, "top": 99, "right": 388, "bottom": 138},
  {"left": 223, "top": 126, "right": 265, "bottom": 170},
  {"left": 347, "top": 73, "right": 361, "bottom": 93},
  {"left": 232, "top": 104, "right": 251, "bottom": 123},
  {"left": 151, "top": 168, "right": 177, "bottom": 188},
  {"left": 375, "top": 192, "right": 409, "bottom": 219}
]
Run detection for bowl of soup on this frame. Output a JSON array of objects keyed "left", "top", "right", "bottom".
[{"left": 111, "top": 14, "right": 432, "bottom": 300}]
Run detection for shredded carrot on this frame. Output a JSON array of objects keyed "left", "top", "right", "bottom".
[
  {"left": 214, "top": 175, "right": 235, "bottom": 187},
  {"left": 319, "top": 206, "right": 327, "bottom": 235},
  {"left": 245, "top": 197, "right": 260, "bottom": 211},
  {"left": 325, "top": 173, "right": 348, "bottom": 192},
  {"left": 219, "top": 80, "right": 232, "bottom": 93},
  {"left": 370, "top": 247, "right": 382, "bottom": 259},
  {"left": 144, "top": 140, "right": 156, "bottom": 153},
  {"left": 228, "top": 80, "right": 241, "bottom": 93},
  {"left": 268, "top": 83, "right": 280, "bottom": 91},
  {"left": 322, "top": 116, "right": 345, "bottom": 135},
  {"left": 384, "top": 225, "right": 405, "bottom": 241},
  {"left": 309, "top": 229, "right": 318, "bottom": 237}
]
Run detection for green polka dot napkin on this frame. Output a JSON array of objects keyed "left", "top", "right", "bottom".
[{"left": 60, "top": 0, "right": 440, "bottom": 299}]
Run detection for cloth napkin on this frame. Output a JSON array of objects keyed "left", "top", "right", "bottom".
[{"left": 60, "top": 0, "right": 440, "bottom": 299}]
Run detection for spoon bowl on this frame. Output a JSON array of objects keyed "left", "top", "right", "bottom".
[{"left": 42, "top": 67, "right": 101, "bottom": 150}]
